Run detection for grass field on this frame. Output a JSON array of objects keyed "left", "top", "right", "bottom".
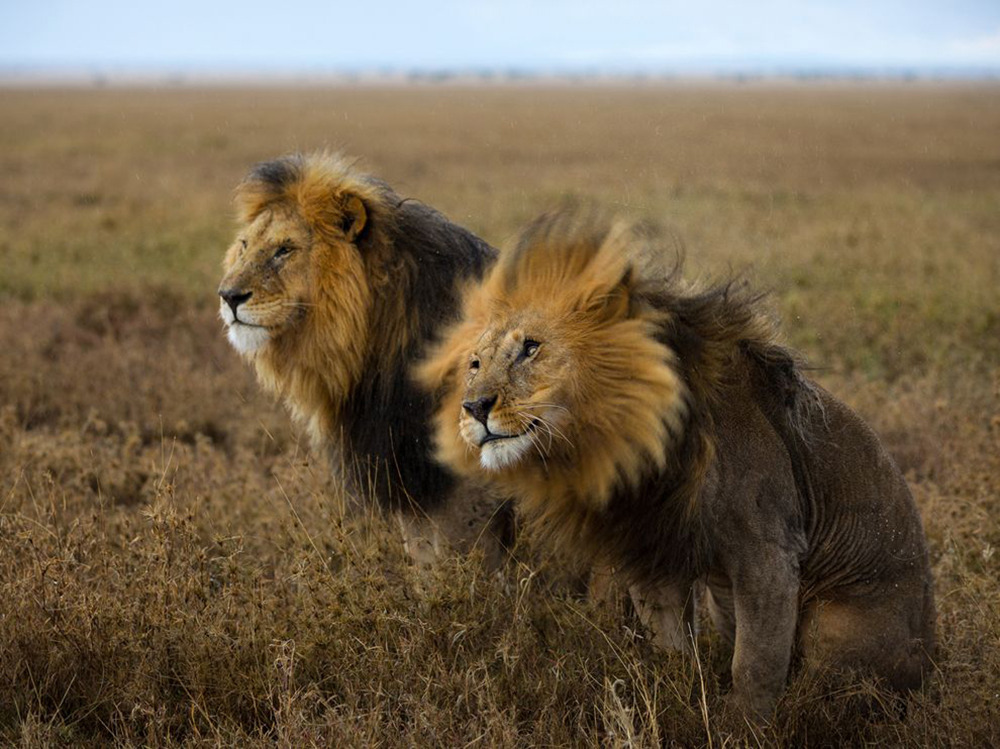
[{"left": 1, "top": 83, "right": 998, "bottom": 746}]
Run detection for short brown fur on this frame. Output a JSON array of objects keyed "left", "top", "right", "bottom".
[{"left": 420, "top": 209, "right": 936, "bottom": 717}]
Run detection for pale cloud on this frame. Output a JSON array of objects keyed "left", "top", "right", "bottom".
[{"left": 947, "top": 28, "right": 1000, "bottom": 61}]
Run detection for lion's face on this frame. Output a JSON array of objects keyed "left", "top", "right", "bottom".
[
  {"left": 456, "top": 310, "right": 577, "bottom": 472},
  {"left": 428, "top": 290, "right": 686, "bottom": 512},
  {"left": 218, "top": 205, "right": 315, "bottom": 354}
]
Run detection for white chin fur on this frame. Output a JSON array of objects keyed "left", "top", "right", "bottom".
[
  {"left": 220, "top": 300, "right": 270, "bottom": 354},
  {"left": 479, "top": 435, "right": 532, "bottom": 471},
  {"left": 226, "top": 322, "right": 270, "bottom": 354}
]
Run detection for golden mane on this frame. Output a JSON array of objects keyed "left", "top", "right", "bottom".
[
  {"left": 221, "top": 152, "right": 496, "bottom": 512},
  {"left": 232, "top": 153, "right": 392, "bottom": 437}
]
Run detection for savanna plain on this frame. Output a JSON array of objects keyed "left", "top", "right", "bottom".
[{"left": 1, "top": 83, "right": 998, "bottom": 746}]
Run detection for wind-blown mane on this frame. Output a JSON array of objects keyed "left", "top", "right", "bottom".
[{"left": 423, "top": 209, "right": 815, "bottom": 583}]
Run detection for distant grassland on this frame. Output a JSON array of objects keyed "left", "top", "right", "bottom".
[
  {"left": 1, "top": 84, "right": 998, "bottom": 745},
  {"left": 3, "top": 85, "right": 998, "bottom": 375}
]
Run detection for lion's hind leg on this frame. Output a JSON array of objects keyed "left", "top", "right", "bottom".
[{"left": 797, "top": 593, "right": 934, "bottom": 694}]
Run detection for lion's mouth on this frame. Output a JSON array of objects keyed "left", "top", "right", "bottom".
[
  {"left": 479, "top": 419, "right": 539, "bottom": 447},
  {"left": 230, "top": 319, "right": 268, "bottom": 330},
  {"left": 224, "top": 316, "right": 273, "bottom": 355}
]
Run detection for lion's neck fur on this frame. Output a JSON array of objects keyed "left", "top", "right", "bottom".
[
  {"left": 252, "top": 311, "right": 368, "bottom": 450},
  {"left": 247, "top": 241, "right": 452, "bottom": 509},
  {"left": 500, "top": 310, "right": 719, "bottom": 585}
]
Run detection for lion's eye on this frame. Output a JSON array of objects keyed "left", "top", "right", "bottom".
[
  {"left": 470, "top": 357, "right": 481, "bottom": 372},
  {"left": 523, "top": 340, "right": 540, "bottom": 358},
  {"left": 272, "top": 245, "right": 292, "bottom": 261},
  {"left": 240, "top": 239, "right": 248, "bottom": 250}
]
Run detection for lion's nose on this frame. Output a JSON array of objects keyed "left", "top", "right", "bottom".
[
  {"left": 219, "top": 288, "right": 252, "bottom": 316},
  {"left": 462, "top": 395, "right": 497, "bottom": 427}
]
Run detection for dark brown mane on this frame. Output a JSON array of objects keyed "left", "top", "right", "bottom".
[
  {"left": 340, "top": 194, "right": 498, "bottom": 510},
  {"left": 606, "top": 266, "right": 823, "bottom": 586}
]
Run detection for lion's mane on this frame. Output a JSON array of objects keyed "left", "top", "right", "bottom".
[
  {"left": 228, "top": 152, "right": 496, "bottom": 512},
  {"left": 421, "top": 210, "right": 810, "bottom": 583}
]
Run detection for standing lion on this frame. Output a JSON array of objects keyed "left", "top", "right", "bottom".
[
  {"left": 418, "top": 210, "right": 936, "bottom": 717},
  {"left": 218, "top": 152, "right": 511, "bottom": 567}
]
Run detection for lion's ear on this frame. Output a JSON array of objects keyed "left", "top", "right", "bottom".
[
  {"left": 581, "top": 264, "right": 634, "bottom": 323},
  {"left": 341, "top": 195, "right": 368, "bottom": 242}
]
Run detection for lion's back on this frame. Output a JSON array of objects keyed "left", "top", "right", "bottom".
[
  {"left": 747, "top": 366, "right": 936, "bottom": 663},
  {"left": 709, "top": 360, "right": 935, "bottom": 685}
]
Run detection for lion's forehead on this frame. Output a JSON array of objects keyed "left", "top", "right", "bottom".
[
  {"left": 222, "top": 207, "right": 311, "bottom": 281},
  {"left": 250, "top": 208, "right": 304, "bottom": 241},
  {"left": 221, "top": 247, "right": 266, "bottom": 284},
  {"left": 478, "top": 309, "right": 551, "bottom": 355},
  {"left": 471, "top": 326, "right": 521, "bottom": 369}
]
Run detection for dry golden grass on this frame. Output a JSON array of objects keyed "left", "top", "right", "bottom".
[{"left": 1, "top": 83, "right": 998, "bottom": 746}]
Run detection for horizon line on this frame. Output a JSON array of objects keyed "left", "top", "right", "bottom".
[{"left": 2, "top": 64, "right": 999, "bottom": 88}]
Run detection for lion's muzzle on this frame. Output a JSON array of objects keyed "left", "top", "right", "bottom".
[
  {"left": 462, "top": 395, "right": 497, "bottom": 427},
  {"left": 219, "top": 287, "right": 252, "bottom": 320}
]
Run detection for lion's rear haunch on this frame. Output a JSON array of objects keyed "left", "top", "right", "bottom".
[
  {"left": 219, "top": 152, "right": 496, "bottom": 513},
  {"left": 420, "top": 208, "right": 936, "bottom": 716}
]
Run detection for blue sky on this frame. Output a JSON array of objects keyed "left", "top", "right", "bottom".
[{"left": 2, "top": 0, "right": 999, "bottom": 73}]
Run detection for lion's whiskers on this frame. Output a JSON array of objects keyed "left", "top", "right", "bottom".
[
  {"left": 517, "top": 403, "right": 575, "bottom": 447},
  {"left": 530, "top": 412, "right": 574, "bottom": 451},
  {"left": 519, "top": 402, "right": 571, "bottom": 415},
  {"left": 518, "top": 413, "right": 552, "bottom": 456},
  {"left": 517, "top": 412, "right": 551, "bottom": 472}
]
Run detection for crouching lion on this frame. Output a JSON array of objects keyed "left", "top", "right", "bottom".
[
  {"left": 418, "top": 209, "right": 936, "bottom": 717},
  {"left": 218, "top": 152, "right": 512, "bottom": 567}
]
